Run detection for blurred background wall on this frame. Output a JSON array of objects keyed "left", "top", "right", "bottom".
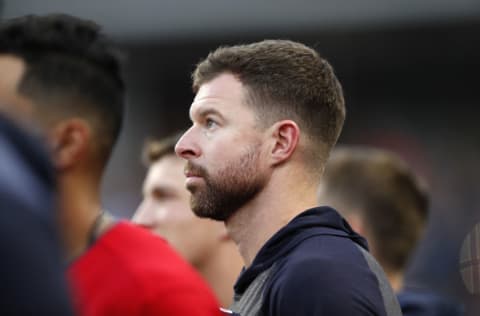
[{"left": 2, "top": 0, "right": 480, "bottom": 314}]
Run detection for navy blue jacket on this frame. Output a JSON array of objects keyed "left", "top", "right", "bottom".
[
  {"left": 230, "top": 207, "right": 401, "bottom": 316},
  {"left": 0, "top": 115, "right": 73, "bottom": 315},
  {"left": 398, "top": 287, "right": 464, "bottom": 316}
]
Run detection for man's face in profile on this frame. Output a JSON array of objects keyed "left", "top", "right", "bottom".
[{"left": 175, "top": 73, "right": 270, "bottom": 222}]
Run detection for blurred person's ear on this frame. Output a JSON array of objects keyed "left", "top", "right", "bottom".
[
  {"left": 48, "top": 118, "right": 91, "bottom": 170},
  {"left": 267, "top": 120, "right": 300, "bottom": 167}
]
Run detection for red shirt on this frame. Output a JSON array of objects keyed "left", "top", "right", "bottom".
[{"left": 68, "top": 221, "right": 221, "bottom": 316}]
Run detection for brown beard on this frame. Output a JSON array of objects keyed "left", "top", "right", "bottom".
[{"left": 186, "top": 143, "right": 267, "bottom": 221}]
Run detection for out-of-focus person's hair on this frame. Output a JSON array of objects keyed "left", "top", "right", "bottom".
[
  {"left": 320, "top": 146, "right": 429, "bottom": 272},
  {"left": 142, "top": 131, "right": 184, "bottom": 166}
]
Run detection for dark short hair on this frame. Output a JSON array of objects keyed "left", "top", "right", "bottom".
[
  {"left": 0, "top": 14, "right": 125, "bottom": 169},
  {"left": 193, "top": 40, "right": 345, "bottom": 173},
  {"left": 320, "top": 146, "right": 429, "bottom": 272},
  {"left": 142, "top": 131, "right": 184, "bottom": 167}
]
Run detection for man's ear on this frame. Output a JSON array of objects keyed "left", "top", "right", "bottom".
[
  {"left": 48, "top": 119, "right": 91, "bottom": 171},
  {"left": 268, "top": 120, "right": 300, "bottom": 166}
]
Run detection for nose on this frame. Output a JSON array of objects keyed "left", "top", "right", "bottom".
[
  {"left": 175, "top": 127, "right": 200, "bottom": 160},
  {"left": 132, "top": 200, "right": 156, "bottom": 229}
]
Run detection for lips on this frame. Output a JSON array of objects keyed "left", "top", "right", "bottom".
[
  {"left": 184, "top": 170, "right": 202, "bottom": 178},
  {"left": 184, "top": 162, "right": 206, "bottom": 178}
]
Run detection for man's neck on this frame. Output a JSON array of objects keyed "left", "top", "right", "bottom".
[
  {"left": 386, "top": 269, "right": 404, "bottom": 293},
  {"left": 58, "top": 174, "right": 105, "bottom": 262},
  {"left": 225, "top": 170, "right": 318, "bottom": 267}
]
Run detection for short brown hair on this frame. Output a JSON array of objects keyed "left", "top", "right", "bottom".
[
  {"left": 319, "top": 146, "right": 429, "bottom": 272},
  {"left": 193, "top": 40, "right": 346, "bottom": 172},
  {"left": 142, "top": 131, "right": 184, "bottom": 166}
]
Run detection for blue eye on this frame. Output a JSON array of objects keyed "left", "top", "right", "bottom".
[{"left": 206, "top": 118, "right": 217, "bottom": 129}]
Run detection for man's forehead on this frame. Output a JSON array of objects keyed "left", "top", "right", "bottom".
[
  {"left": 190, "top": 73, "right": 246, "bottom": 117},
  {"left": 144, "top": 157, "right": 185, "bottom": 193},
  {"left": 0, "top": 55, "right": 34, "bottom": 121},
  {"left": 0, "top": 54, "right": 24, "bottom": 69},
  {"left": 0, "top": 55, "right": 25, "bottom": 93},
  {"left": 148, "top": 156, "right": 184, "bottom": 180},
  {"left": 195, "top": 73, "right": 244, "bottom": 99}
]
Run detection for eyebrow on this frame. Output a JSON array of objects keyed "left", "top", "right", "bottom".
[{"left": 190, "top": 105, "right": 223, "bottom": 122}]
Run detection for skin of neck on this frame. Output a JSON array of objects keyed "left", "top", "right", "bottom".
[
  {"left": 225, "top": 162, "right": 319, "bottom": 267},
  {"left": 196, "top": 238, "right": 244, "bottom": 307},
  {"left": 57, "top": 166, "right": 104, "bottom": 261},
  {"left": 384, "top": 267, "right": 404, "bottom": 293}
]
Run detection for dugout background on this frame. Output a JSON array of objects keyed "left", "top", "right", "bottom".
[{"left": 3, "top": 1, "right": 480, "bottom": 314}]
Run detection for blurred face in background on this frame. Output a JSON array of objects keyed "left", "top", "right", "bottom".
[{"left": 133, "top": 154, "right": 222, "bottom": 266}]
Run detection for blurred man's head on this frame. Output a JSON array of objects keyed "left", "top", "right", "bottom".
[
  {"left": 134, "top": 133, "right": 228, "bottom": 266},
  {"left": 318, "top": 146, "right": 429, "bottom": 282},
  {"left": 0, "top": 14, "right": 125, "bottom": 176}
]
